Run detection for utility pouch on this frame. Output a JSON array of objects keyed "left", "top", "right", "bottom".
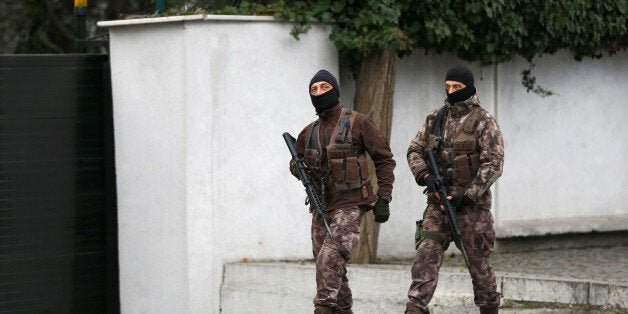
[
  {"left": 336, "top": 116, "right": 351, "bottom": 143},
  {"left": 415, "top": 220, "right": 449, "bottom": 250},
  {"left": 344, "top": 157, "right": 359, "bottom": 184},
  {"left": 327, "top": 143, "right": 353, "bottom": 159},
  {"left": 415, "top": 220, "right": 425, "bottom": 250},
  {"left": 462, "top": 110, "right": 480, "bottom": 134},
  {"left": 330, "top": 159, "right": 344, "bottom": 182},
  {"left": 469, "top": 153, "right": 480, "bottom": 173},
  {"left": 452, "top": 140, "right": 476, "bottom": 153},
  {"left": 451, "top": 153, "right": 480, "bottom": 186},
  {"left": 452, "top": 155, "right": 471, "bottom": 185},
  {"left": 358, "top": 154, "right": 369, "bottom": 180}
]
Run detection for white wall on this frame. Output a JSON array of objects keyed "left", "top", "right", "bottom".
[
  {"left": 494, "top": 52, "right": 628, "bottom": 236},
  {"left": 100, "top": 15, "right": 628, "bottom": 312},
  {"left": 100, "top": 15, "right": 337, "bottom": 313}
]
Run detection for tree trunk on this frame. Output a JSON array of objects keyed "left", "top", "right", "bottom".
[{"left": 348, "top": 46, "right": 398, "bottom": 264}]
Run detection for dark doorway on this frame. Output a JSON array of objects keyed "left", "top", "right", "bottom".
[{"left": 0, "top": 55, "right": 119, "bottom": 313}]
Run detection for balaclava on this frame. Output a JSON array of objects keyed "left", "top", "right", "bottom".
[
  {"left": 309, "top": 69, "right": 340, "bottom": 114},
  {"left": 445, "top": 65, "right": 476, "bottom": 104}
]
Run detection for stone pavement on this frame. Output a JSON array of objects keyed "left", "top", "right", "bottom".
[
  {"left": 221, "top": 244, "right": 628, "bottom": 313},
  {"left": 383, "top": 244, "right": 628, "bottom": 313},
  {"left": 438, "top": 245, "right": 628, "bottom": 286}
]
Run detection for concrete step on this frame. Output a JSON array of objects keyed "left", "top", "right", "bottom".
[{"left": 220, "top": 262, "right": 627, "bottom": 313}]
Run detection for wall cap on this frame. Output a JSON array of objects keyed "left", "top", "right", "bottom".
[{"left": 97, "top": 14, "right": 277, "bottom": 28}]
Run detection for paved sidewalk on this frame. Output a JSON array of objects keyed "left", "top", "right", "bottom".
[
  {"left": 437, "top": 245, "right": 628, "bottom": 286},
  {"left": 380, "top": 244, "right": 628, "bottom": 312}
]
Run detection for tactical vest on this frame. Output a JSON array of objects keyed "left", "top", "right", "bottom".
[
  {"left": 428, "top": 106, "right": 482, "bottom": 187},
  {"left": 303, "top": 108, "right": 372, "bottom": 198}
]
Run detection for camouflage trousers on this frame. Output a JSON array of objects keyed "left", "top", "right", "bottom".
[
  {"left": 311, "top": 206, "right": 364, "bottom": 313},
  {"left": 406, "top": 204, "right": 500, "bottom": 313}
]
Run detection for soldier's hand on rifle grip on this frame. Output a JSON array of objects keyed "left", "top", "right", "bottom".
[{"left": 290, "top": 159, "right": 311, "bottom": 179}]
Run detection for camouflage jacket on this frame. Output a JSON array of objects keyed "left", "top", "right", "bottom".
[{"left": 407, "top": 94, "right": 504, "bottom": 209}]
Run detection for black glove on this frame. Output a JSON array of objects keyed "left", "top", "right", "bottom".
[
  {"left": 451, "top": 192, "right": 472, "bottom": 208},
  {"left": 373, "top": 197, "right": 390, "bottom": 223},
  {"left": 423, "top": 174, "right": 437, "bottom": 192}
]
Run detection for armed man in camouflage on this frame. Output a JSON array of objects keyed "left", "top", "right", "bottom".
[
  {"left": 290, "top": 69, "right": 395, "bottom": 314},
  {"left": 405, "top": 65, "right": 504, "bottom": 314}
]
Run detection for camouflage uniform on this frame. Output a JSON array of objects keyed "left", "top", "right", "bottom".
[
  {"left": 291, "top": 103, "right": 395, "bottom": 313},
  {"left": 406, "top": 93, "right": 504, "bottom": 314},
  {"left": 311, "top": 206, "right": 364, "bottom": 313}
]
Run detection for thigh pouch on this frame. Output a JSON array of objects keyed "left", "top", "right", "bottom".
[{"left": 415, "top": 220, "right": 450, "bottom": 250}]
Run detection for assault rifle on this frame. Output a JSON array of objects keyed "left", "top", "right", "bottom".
[
  {"left": 425, "top": 148, "right": 470, "bottom": 267},
  {"left": 283, "top": 132, "right": 336, "bottom": 244}
]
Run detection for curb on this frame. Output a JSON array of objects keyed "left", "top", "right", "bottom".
[{"left": 220, "top": 262, "right": 627, "bottom": 313}]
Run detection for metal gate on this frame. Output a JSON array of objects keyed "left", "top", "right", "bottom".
[{"left": 0, "top": 55, "right": 119, "bottom": 313}]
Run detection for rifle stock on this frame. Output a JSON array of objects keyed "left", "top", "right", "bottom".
[
  {"left": 425, "top": 149, "right": 470, "bottom": 268},
  {"left": 283, "top": 132, "right": 336, "bottom": 244}
]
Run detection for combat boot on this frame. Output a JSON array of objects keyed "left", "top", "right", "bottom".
[
  {"left": 480, "top": 306, "right": 498, "bottom": 314},
  {"left": 314, "top": 306, "right": 333, "bottom": 314}
]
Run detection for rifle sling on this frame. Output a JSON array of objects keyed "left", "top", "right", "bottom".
[{"left": 432, "top": 105, "right": 448, "bottom": 138}]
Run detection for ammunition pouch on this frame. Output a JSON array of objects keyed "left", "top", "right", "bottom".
[
  {"left": 448, "top": 152, "right": 480, "bottom": 186},
  {"left": 327, "top": 144, "right": 371, "bottom": 198},
  {"left": 415, "top": 220, "right": 449, "bottom": 250}
]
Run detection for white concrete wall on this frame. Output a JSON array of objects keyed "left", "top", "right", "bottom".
[
  {"left": 494, "top": 52, "right": 628, "bottom": 236},
  {"left": 100, "top": 15, "right": 628, "bottom": 312},
  {"left": 100, "top": 15, "right": 337, "bottom": 313}
]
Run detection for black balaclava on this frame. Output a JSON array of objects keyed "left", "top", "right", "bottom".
[
  {"left": 445, "top": 65, "right": 476, "bottom": 104},
  {"left": 309, "top": 69, "right": 340, "bottom": 114}
]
